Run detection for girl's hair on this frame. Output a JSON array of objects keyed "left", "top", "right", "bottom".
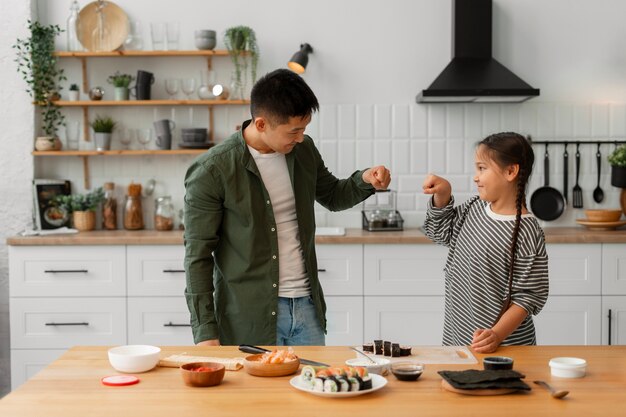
[{"left": 478, "top": 132, "right": 535, "bottom": 322}]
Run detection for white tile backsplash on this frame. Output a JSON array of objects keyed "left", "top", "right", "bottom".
[
  {"left": 428, "top": 105, "right": 446, "bottom": 138},
  {"left": 392, "top": 105, "right": 410, "bottom": 139},
  {"left": 374, "top": 104, "right": 392, "bottom": 139},
  {"left": 356, "top": 105, "right": 374, "bottom": 139},
  {"left": 338, "top": 105, "right": 356, "bottom": 139}
]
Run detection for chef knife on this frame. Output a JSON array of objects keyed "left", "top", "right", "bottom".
[{"left": 239, "top": 344, "right": 330, "bottom": 367}]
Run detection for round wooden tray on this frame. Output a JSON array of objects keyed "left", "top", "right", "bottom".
[
  {"left": 441, "top": 380, "right": 519, "bottom": 396},
  {"left": 576, "top": 219, "right": 626, "bottom": 231},
  {"left": 78, "top": 1, "right": 128, "bottom": 52}
]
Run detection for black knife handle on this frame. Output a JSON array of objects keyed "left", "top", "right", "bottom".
[
  {"left": 239, "top": 344, "right": 270, "bottom": 354},
  {"left": 563, "top": 146, "right": 568, "bottom": 203}
]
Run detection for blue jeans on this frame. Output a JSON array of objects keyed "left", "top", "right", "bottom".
[{"left": 276, "top": 296, "right": 326, "bottom": 346}]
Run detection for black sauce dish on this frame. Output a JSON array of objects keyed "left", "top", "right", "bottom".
[{"left": 483, "top": 356, "right": 514, "bottom": 370}]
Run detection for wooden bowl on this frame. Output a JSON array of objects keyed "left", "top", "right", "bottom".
[
  {"left": 180, "top": 362, "right": 225, "bottom": 387},
  {"left": 243, "top": 354, "right": 300, "bottom": 377},
  {"left": 584, "top": 209, "right": 623, "bottom": 222}
]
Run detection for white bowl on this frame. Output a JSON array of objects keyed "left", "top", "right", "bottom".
[
  {"left": 345, "top": 357, "right": 390, "bottom": 375},
  {"left": 108, "top": 345, "right": 161, "bottom": 373},
  {"left": 549, "top": 357, "right": 587, "bottom": 378}
]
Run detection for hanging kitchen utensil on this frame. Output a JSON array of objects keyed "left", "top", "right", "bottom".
[
  {"left": 593, "top": 143, "right": 605, "bottom": 203},
  {"left": 530, "top": 144, "right": 565, "bottom": 221},
  {"left": 562, "top": 144, "right": 568, "bottom": 204},
  {"left": 572, "top": 143, "right": 583, "bottom": 208}
]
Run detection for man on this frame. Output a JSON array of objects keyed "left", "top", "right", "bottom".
[{"left": 184, "top": 69, "right": 391, "bottom": 346}]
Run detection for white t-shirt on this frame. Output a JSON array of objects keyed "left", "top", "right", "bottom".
[{"left": 248, "top": 145, "right": 310, "bottom": 297}]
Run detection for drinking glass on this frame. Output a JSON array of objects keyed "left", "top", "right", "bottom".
[
  {"left": 166, "top": 22, "right": 180, "bottom": 50},
  {"left": 150, "top": 22, "right": 165, "bottom": 50},
  {"left": 124, "top": 20, "right": 144, "bottom": 50},
  {"left": 181, "top": 78, "right": 197, "bottom": 100},
  {"left": 119, "top": 128, "right": 135, "bottom": 150},
  {"left": 165, "top": 78, "right": 180, "bottom": 100},
  {"left": 65, "top": 121, "right": 80, "bottom": 150},
  {"left": 137, "top": 128, "right": 153, "bottom": 150}
]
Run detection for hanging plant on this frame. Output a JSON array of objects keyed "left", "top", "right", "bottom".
[
  {"left": 14, "top": 20, "right": 67, "bottom": 137},
  {"left": 224, "top": 26, "right": 259, "bottom": 99}
]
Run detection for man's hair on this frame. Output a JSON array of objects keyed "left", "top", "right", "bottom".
[{"left": 250, "top": 69, "right": 319, "bottom": 126}]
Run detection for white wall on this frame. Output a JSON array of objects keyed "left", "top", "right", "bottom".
[{"left": 2, "top": 0, "right": 626, "bottom": 396}]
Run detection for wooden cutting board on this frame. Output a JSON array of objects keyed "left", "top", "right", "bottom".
[
  {"left": 441, "top": 380, "right": 519, "bottom": 396},
  {"left": 355, "top": 346, "right": 477, "bottom": 364}
]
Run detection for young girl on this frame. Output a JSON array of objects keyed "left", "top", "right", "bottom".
[{"left": 423, "top": 132, "right": 548, "bottom": 353}]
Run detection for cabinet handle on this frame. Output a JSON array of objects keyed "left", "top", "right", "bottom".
[
  {"left": 162, "top": 269, "right": 185, "bottom": 273},
  {"left": 45, "top": 322, "right": 89, "bottom": 326},
  {"left": 163, "top": 322, "right": 191, "bottom": 327},
  {"left": 44, "top": 269, "right": 88, "bottom": 273},
  {"left": 317, "top": 269, "right": 326, "bottom": 272},
  {"left": 609, "top": 308, "right": 612, "bottom": 346}
]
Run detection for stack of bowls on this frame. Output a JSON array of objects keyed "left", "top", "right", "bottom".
[
  {"left": 182, "top": 128, "right": 208, "bottom": 144},
  {"left": 195, "top": 30, "right": 216, "bottom": 50}
]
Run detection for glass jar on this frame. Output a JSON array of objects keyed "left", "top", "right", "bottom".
[
  {"left": 66, "top": 0, "right": 81, "bottom": 51},
  {"left": 102, "top": 182, "right": 117, "bottom": 230},
  {"left": 154, "top": 196, "right": 174, "bottom": 231},
  {"left": 124, "top": 183, "right": 144, "bottom": 230}
]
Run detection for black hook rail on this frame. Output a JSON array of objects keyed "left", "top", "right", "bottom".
[{"left": 530, "top": 140, "right": 626, "bottom": 146}]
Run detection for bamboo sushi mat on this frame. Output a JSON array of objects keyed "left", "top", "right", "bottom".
[{"left": 352, "top": 346, "right": 477, "bottom": 364}]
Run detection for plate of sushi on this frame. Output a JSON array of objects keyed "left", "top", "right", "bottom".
[{"left": 290, "top": 365, "right": 387, "bottom": 398}]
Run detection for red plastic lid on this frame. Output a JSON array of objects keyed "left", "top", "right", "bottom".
[{"left": 101, "top": 375, "right": 140, "bottom": 386}]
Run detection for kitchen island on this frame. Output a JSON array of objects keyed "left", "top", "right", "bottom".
[{"left": 0, "top": 345, "right": 623, "bottom": 417}]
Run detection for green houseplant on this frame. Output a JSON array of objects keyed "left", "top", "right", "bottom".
[
  {"left": 90, "top": 115, "right": 116, "bottom": 151},
  {"left": 608, "top": 144, "right": 626, "bottom": 215},
  {"left": 107, "top": 71, "right": 135, "bottom": 101},
  {"left": 68, "top": 83, "right": 80, "bottom": 101},
  {"left": 55, "top": 187, "right": 105, "bottom": 231},
  {"left": 14, "top": 20, "right": 67, "bottom": 149},
  {"left": 224, "top": 26, "right": 259, "bottom": 100}
]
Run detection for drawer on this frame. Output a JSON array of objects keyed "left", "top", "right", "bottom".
[
  {"left": 10, "top": 297, "right": 126, "bottom": 349},
  {"left": 127, "top": 245, "right": 186, "bottom": 296},
  {"left": 127, "top": 297, "right": 194, "bottom": 346},
  {"left": 547, "top": 244, "right": 601, "bottom": 295},
  {"left": 316, "top": 245, "right": 363, "bottom": 295},
  {"left": 10, "top": 349, "right": 66, "bottom": 391},
  {"left": 9, "top": 246, "right": 125, "bottom": 297},
  {"left": 364, "top": 245, "right": 447, "bottom": 295},
  {"left": 602, "top": 244, "right": 626, "bottom": 295}
]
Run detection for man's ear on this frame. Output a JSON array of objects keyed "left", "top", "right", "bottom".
[
  {"left": 506, "top": 164, "right": 520, "bottom": 182},
  {"left": 254, "top": 117, "right": 267, "bottom": 132}
]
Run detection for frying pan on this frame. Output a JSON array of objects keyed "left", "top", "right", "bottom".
[{"left": 530, "top": 145, "right": 565, "bottom": 221}]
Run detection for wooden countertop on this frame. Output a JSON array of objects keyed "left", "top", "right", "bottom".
[
  {"left": 6, "top": 227, "right": 626, "bottom": 245},
  {"left": 0, "top": 345, "right": 623, "bottom": 417}
]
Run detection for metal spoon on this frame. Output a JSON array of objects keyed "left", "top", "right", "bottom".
[
  {"left": 533, "top": 380, "right": 570, "bottom": 399},
  {"left": 349, "top": 347, "right": 377, "bottom": 364},
  {"left": 593, "top": 144, "right": 605, "bottom": 203}
]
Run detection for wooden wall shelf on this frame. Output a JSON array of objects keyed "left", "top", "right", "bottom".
[
  {"left": 54, "top": 50, "right": 235, "bottom": 58},
  {"left": 54, "top": 100, "right": 249, "bottom": 107}
]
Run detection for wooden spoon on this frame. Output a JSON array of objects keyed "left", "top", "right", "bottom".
[{"left": 533, "top": 380, "right": 569, "bottom": 399}]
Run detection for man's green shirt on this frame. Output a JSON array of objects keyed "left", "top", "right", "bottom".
[{"left": 184, "top": 121, "right": 374, "bottom": 345}]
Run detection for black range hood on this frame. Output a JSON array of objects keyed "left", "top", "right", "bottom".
[{"left": 417, "top": 0, "right": 539, "bottom": 103}]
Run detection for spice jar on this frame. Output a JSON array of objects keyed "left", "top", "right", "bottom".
[
  {"left": 102, "top": 182, "right": 117, "bottom": 230},
  {"left": 124, "top": 183, "right": 144, "bottom": 230},
  {"left": 154, "top": 196, "right": 174, "bottom": 231}
]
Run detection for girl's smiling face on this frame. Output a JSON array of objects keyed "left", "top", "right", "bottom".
[{"left": 474, "top": 144, "right": 519, "bottom": 203}]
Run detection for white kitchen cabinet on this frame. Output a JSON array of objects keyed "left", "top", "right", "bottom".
[
  {"left": 363, "top": 245, "right": 447, "bottom": 296},
  {"left": 127, "top": 297, "right": 194, "bottom": 346},
  {"left": 602, "top": 296, "right": 626, "bottom": 345},
  {"left": 10, "top": 349, "right": 65, "bottom": 390},
  {"left": 534, "top": 296, "right": 602, "bottom": 345},
  {"left": 324, "top": 296, "right": 363, "bottom": 346},
  {"left": 601, "top": 244, "right": 626, "bottom": 295},
  {"left": 316, "top": 244, "right": 363, "bottom": 295},
  {"left": 127, "top": 245, "right": 186, "bottom": 296},
  {"left": 546, "top": 244, "right": 601, "bottom": 295},
  {"left": 363, "top": 296, "right": 445, "bottom": 346}
]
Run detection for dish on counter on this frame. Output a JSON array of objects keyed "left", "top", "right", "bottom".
[
  {"left": 290, "top": 373, "right": 387, "bottom": 398},
  {"left": 549, "top": 357, "right": 586, "bottom": 378},
  {"left": 243, "top": 349, "right": 300, "bottom": 377},
  {"left": 483, "top": 356, "right": 514, "bottom": 370},
  {"left": 180, "top": 362, "right": 225, "bottom": 387},
  {"left": 107, "top": 344, "right": 160, "bottom": 373},
  {"left": 390, "top": 361, "right": 424, "bottom": 381},
  {"left": 575, "top": 219, "right": 626, "bottom": 230},
  {"left": 345, "top": 357, "right": 390, "bottom": 376}
]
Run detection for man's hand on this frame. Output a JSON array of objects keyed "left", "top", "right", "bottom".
[
  {"left": 422, "top": 174, "right": 452, "bottom": 208},
  {"left": 363, "top": 165, "right": 391, "bottom": 190},
  {"left": 197, "top": 339, "right": 220, "bottom": 347},
  {"left": 471, "top": 329, "right": 502, "bottom": 353}
]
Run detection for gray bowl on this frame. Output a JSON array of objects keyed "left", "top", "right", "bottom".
[
  {"left": 195, "top": 37, "right": 216, "bottom": 50},
  {"left": 195, "top": 30, "right": 216, "bottom": 38}
]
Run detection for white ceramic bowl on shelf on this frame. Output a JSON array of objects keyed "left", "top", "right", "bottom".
[
  {"left": 549, "top": 357, "right": 587, "bottom": 378},
  {"left": 108, "top": 345, "right": 161, "bottom": 373}
]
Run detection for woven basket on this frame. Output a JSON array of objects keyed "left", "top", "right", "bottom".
[{"left": 73, "top": 211, "right": 96, "bottom": 231}]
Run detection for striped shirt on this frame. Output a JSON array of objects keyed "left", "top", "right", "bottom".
[{"left": 424, "top": 196, "right": 549, "bottom": 346}]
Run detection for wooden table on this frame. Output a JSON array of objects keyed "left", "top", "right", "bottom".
[{"left": 1, "top": 345, "right": 624, "bottom": 417}]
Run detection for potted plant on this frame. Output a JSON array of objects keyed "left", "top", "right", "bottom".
[
  {"left": 14, "top": 20, "right": 67, "bottom": 150},
  {"left": 107, "top": 71, "right": 135, "bottom": 101},
  {"left": 223, "top": 26, "right": 259, "bottom": 100},
  {"left": 90, "top": 115, "right": 116, "bottom": 151},
  {"left": 54, "top": 187, "right": 105, "bottom": 231},
  {"left": 68, "top": 83, "right": 80, "bottom": 101},
  {"left": 608, "top": 144, "right": 626, "bottom": 215}
]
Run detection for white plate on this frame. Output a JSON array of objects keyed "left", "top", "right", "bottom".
[
  {"left": 289, "top": 374, "right": 387, "bottom": 398},
  {"left": 315, "top": 227, "right": 346, "bottom": 236}
]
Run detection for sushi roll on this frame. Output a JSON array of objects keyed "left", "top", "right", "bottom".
[
  {"left": 313, "top": 376, "right": 326, "bottom": 392},
  {"left": 360, "top": 374, "right": 373, "bottom": 391},
  {"left": 300, "top": 365, "right": 322, "bottom": 386},
  {"left": 362, "top": 343, "right": 374, "bottom": 353},
  {"left": 383, "top": 341, "right": 392, "bottom": 356},
  {"left": 400, "top": 345, "right": 412, "bottom": 356},
  {"left": 374, "top": 340, "right": 383, "bottom": 355},
  {"left": 323, "top": 376, "right": 340, "bottom": 393},
  {"left": 348, "top": 376, "right": 361, "bottom": 391},
  {"left": 337, "top": 376, "right": 351, "bottom": 392},
  {"left": 392, "top": 343, "right": 401, "bottom": 357}
]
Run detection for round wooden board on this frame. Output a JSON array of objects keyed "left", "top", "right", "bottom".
[
  {"left": 441, "top": 379, "right": 519, "bottom": 396},
  {"left": 78, "top": 1, "right": 129, "bottom": 52}
]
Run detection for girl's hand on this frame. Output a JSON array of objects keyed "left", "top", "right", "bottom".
[
  {"left": 471, "top": 329, "right": 502, "bottom": 353},
  {"left": 422, "top": 174, "right": 452, "bottom": 208}
]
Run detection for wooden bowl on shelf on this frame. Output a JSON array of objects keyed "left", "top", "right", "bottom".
[
  {"left": 584, "top": 209, "right": 623, "bottom": 222},
  {"left": 243, "top": 354, "right": 300, "bottom": 377}
]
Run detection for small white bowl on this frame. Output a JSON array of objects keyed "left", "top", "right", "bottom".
[
  {"left": 345, "top": 357, "right": 391, "bottom": 375},
  {"left": 108, "top": 345, "right": 161, "bottom": 373},
  {"left": 549, "top": 357, "right": 587, "bottom": 378}
]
